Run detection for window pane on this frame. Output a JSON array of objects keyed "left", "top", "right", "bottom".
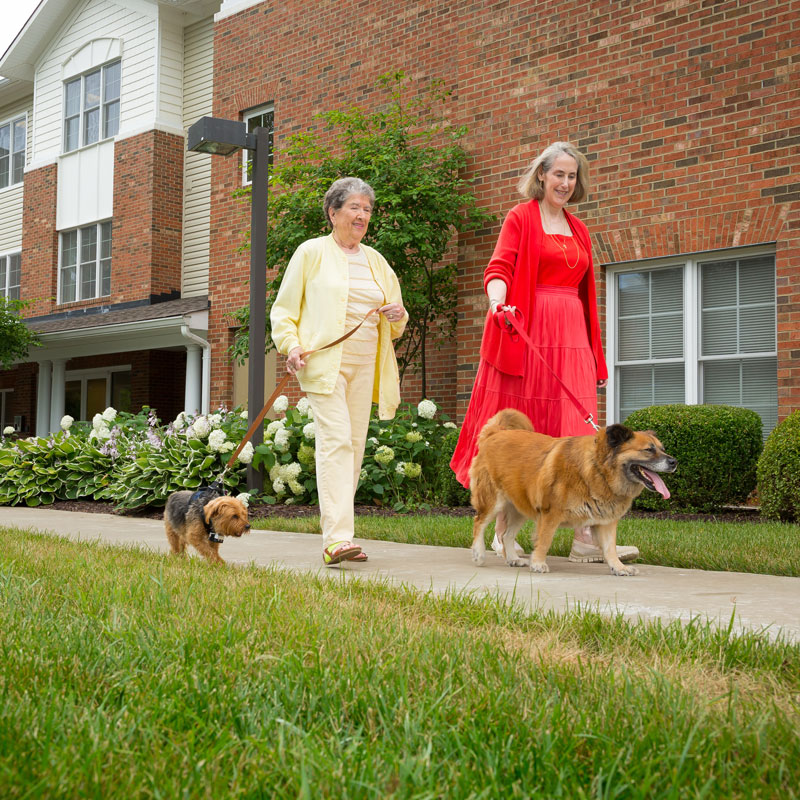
[
  {"left": 651, "top": 267, "right": 683, "bottom": 312},
  {"left": 65, "top": 380, "right": 81, "bottom": 420},
  {"left": 84, "top": 70, "right": 101, "bottom": 109},
  {"left": 62, "top": 231, "right": 78, "bottom": 266},
  {"left": 80, "top": 262, "right": 96, "bottom": 299},
  {"left": 100, "top": 259, "right": 111, "bottom": 295},
  {"left": 65, "top": 79, "right": 81, "bottom": 116},
  {"left": 80, "top": 226, "right": 97, "bottom": 263},
  {"left": 702, "top": 308, "right": 737, "bottom": 356},
  {"left": 86, "top": 378, "right": 107, "bottom": 420},
  {"left": 653, "top": 363, "right": 685, "bottom": 404},
  {"left": 104, "top": 100, "right": 119, "bottom": 139},
  {"left": 0, "top": 123, "right": 8, "bottom": 157},
  {"left": 13, "top": 118, "right": 25, "bottom": 152},
  {"left": 84, "top": 107, "right": 100, "bottom": 146},
  {"left": 12, "top": 152, "right": 24, "bottom": 184},
  {"left": 100, "top": 222, "right": 112, "bottom": 258},
  {"left": 111, "top": 371, "right": 131, "bottom": 412},
  {"left": 103, "top": 62, "right": 121, "bottom": 101},
  {"left": 703, "top": 360, "right": 740, "bottom": 405},
  {"left": 0, "top": 257, "right": 6, "bottom": 293},
  {"left": 739, "top": 256, "right": 774, "bottom": 304},
  {"left": 618, "top": 317, "right": 649, "bottom": 360},
  {"left": 652, "top": 313, "right": 683, "bottom": 359},
  {"left": 0, "top": 155, "right": 7, "bottom": 189},
  {"left": 61, "top": 266, "right": 76, "bottom": 303},
  {"left": 739, "top": 307, "right": 775, "bottom": 353},
  {"left": 617, "top": 271, "right": 649, "bottom": 316},
  {"left": 8, "top": 254, "right": 20, "bottom": 289},
  {"left": 701, "top": 260, "right": 736, "bottom": 307},
  {"left": 64, "top": 117, "right": 79, "bottom": 152}
]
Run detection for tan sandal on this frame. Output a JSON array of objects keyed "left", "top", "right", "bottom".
[
  {"left": 349, "top": 551, "right": 368, "bottom": 562},
  {"left": 322, "top": 541, "right": 362, "bottom": 565}
]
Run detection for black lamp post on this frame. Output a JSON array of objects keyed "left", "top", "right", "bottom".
[{"left": 187, "top": 116, "right": 269, "bottom": 492}]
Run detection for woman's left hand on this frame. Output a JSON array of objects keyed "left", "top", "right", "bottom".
[
  {"left": 379, "top": 303, "right": 405, "bottom": 323},
  {"left": 597, "top": 379, "right": 608, "bottom": 389}
]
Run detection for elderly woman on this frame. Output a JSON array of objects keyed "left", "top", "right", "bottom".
[
  {"left": 271, "top": 177, "right": 407, "bottom": 565},
  {"left": 451, "top": 142, "right": 639, "bottom": 565}
]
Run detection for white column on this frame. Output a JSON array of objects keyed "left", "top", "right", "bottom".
[
  {"left": 49, "top": 359, "right": 67, "bottom": 434},
  {"left": 36, "top": 361, "right": 52, "bottom": 437},
  {"left": 184, "top": 344, "right": 202, "bottom": 415}
]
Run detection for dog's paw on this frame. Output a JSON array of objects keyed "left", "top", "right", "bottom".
[
  {"left": 610, "top": 563, "right": 639, "bottom": 576},
  {"left": 506, "top": 557, "right": 528, "bottom": 568},
  {"left": 529, "top": 560, "right": 550, "bottom": 573},
  {"left": 472, "top": 549, "right": 486, "bottom": 567}
]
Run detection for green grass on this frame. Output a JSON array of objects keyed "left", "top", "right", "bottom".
[
  {"left": 2, "top": 528, "right": 799, "bottom": 798},
  {"left": 251, "top": 513, "right": 800, "bottom": 577}
]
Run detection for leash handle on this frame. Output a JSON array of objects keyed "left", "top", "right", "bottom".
[
  {"left": 501, "top": 308, "right": 601, "bottom": 431},
  {"left": 224, "top": 307, "right": 383, "bottom": 470}
]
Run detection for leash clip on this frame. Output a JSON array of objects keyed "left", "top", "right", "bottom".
[{"left": 585, "top": 413, "right": 601, "bottom": 432}]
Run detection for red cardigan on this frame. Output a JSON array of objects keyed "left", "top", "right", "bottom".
[{"left": 479, "top": 200, "right": 608, "bottom": 381}]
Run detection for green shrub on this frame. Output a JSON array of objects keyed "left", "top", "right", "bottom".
[
  {"left": 623, "top": 404, "right": 763, "bottom": 513},
  {"left": 757, "top": 410, "right": 800, "bottom": 522},
  {"left": 433, "top": 429, "right": 471, "bottom": 507}
]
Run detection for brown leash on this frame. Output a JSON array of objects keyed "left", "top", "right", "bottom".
[{"left": 224, "top": 307, "right": 383, "bottom": 470}]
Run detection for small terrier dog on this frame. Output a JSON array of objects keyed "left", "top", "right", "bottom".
[{"left": 164, "top": 487, "right": 250, "bottom": 565}]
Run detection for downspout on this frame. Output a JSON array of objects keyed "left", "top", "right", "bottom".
[{"left": 180, "top": 318, "right": 210, "bottom": 415}]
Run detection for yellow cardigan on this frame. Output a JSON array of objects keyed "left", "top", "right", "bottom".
[{"left": 270, "top": 233, "right": 408, "bottom": 419}]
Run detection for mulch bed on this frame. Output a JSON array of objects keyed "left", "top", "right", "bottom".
[{"left": 35, "top": 499, "right": 766, "bottom": 524}]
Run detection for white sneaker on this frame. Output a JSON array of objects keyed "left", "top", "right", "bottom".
[
  {"left": 492, "top": 532, "right": 525, "bottom": 558},
  {"left": 568, "top": 540, "right": 639, "bottom": 563}
]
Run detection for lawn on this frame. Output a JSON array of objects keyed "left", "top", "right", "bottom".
[
  {"left": 1, "top": 528, "right": 799, "bottom": 798},
  {"left": 250, "top": 512, "right": 800, "bottom": 577}
]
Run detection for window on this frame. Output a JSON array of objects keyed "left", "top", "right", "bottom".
[
  {"left": 64, "top": 367, "right": 131, "bottom": 420},
  {"left": 242, "top": 104, "right": 274, "bottom": 185},
  {"left": 0, "top": 115, "right": 26, "bottom": 189},
  {"left": 609, "top": 249, "right": 777, "bottom": 435},
  {"left": 0, "top": 253, "right": 21, "bottom": 300},
  {"left": 59, "top": 222, "right": 112, "bottom": 303},
  {"left": 63, "top": 60, "right": 120, "bottom": 152}
]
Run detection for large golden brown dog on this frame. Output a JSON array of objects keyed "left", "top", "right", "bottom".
[{"left": 469, "top": 409, "right": 676, "bottom": 575}]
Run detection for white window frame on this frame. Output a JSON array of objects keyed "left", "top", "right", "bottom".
[
  {"left": 0, "top": 251, "right": 22, "bottom": 300},
  {"left": 0, "top": 388, "right": 13, "bottom": 431},
  {"left": 64, "top": 365, "right": 131, "bottom": 420},
  {"left": 605, "top": 244, "right": 776, "bottom": 425},
  {"left": 63, "top": 60, "right": 121, "bottom": 154},
  {"left": 58, "top": 221, "right": 112, "bottom": 304},
  {"left": 241, "top": 103, "right": 274, "bottom": 186},
  {"left": 0, "top": 113, "right": 26, "bottom": 190}
]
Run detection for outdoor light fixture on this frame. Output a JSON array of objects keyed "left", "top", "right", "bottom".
[{"left": 187, "top": 115, "right": 270, "bottom": 491}]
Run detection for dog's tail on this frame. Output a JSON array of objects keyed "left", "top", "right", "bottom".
[{"left": 476, "top": 408, "right": 534, "bottom": 450}]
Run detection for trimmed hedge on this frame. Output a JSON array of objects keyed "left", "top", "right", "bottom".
[
  {"left": 434, "top": 429, "right": 471, "bottom": 506},
  {"left": 757, "top": 410, "right": 800, "bottom": 522},
  {"left": 623, "top": 404, "right": 763, "bottom": 513}
]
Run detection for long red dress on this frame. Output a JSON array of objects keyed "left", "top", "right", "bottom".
[{"left": 450, "top": 201, "right": 608, "bottom": 487}]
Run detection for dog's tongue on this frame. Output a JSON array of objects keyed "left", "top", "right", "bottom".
[{"left": 642, "top": 468, "right": 670, "bottom": 499}]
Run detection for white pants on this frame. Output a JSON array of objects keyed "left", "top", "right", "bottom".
[{"left": 307, "top": 361, "right": 376, "bottom": 549}]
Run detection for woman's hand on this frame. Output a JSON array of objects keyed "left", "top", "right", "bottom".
[
  {"left": 286, "top": 346, "right": 306, "bottom": 375},
  {"left": 379, "top": 303, "right": 405, "bottom": 323},
  {"left": 597, "top": 379, "right": 608, "bottom": 389}
]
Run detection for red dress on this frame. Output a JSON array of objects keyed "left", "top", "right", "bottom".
[{"left": 450, "top": 202, "right": 607, "bottom": 487}]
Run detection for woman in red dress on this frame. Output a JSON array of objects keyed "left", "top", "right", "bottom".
[{"left": 450, "top": 142, "right": 639, "bottom": 564}]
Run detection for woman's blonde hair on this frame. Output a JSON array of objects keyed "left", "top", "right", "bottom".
[{"left": 516, "top": 142, "right": 589, "bottom": 203}]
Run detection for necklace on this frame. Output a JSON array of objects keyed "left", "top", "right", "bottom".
[{"left": 552, "top": 234, "right": 580, "bottom": 269}]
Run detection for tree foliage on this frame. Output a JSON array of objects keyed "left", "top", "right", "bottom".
[
  {"left": 0, "top": 298, "right": 40, "bottom": 370},
  {"left": 229, "top": 71, "right": 494, "bottom": 396}
]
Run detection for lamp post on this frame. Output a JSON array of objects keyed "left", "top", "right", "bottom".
[{"left": 187, "top": 116, "right": 269, "bottom": 492}]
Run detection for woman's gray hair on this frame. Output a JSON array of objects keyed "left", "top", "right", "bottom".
[
  {"left": 517, "top": 142, "right": 589, "bottom": 203},
  {"left": 323, "top": 177, "right": 376, "bottom": 227}
]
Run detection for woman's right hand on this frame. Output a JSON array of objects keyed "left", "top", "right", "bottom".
[
  {"left": 286, "top": 346, "right": 306, "bottom": 375},
  {"left": 491, "top": 304, "right": 517, "bottom": 329}
]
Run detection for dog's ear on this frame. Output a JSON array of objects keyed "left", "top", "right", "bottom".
[{"left": 605, "top": 424, "right": 634, "bottom": 449}]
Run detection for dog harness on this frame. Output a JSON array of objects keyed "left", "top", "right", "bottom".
[{"left": 190, "top": 486, "right": 225, "bottom": 543}]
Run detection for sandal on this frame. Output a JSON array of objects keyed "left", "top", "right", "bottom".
[
  {"left": 349, "top": 551, "right": 368, "bottom": 562},
  {"left": 322, "top": 541, "right": 362, "bottom": 566}
]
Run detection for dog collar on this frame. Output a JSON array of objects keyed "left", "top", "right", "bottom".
[{"left": 190, "top": 488, "right": 224, "bottom": 544}]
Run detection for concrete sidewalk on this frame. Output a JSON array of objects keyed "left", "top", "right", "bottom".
[{"left": 2, "top": 506, "right": 799, "bottom": 643}]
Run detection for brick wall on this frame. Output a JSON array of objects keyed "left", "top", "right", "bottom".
[
  {"left": 20, "top": 164, "right": 58, "bottom": 317},
  {"left": 211, "top": 0, "right": 799, "bottom": 422}
]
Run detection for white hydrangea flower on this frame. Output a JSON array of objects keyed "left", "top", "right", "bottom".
[
  {"left": 298, "top": 443, "right": 315, "bottom": 465},
  {"left": 173, "top": 412, "right": 187, "bottom": 430},
  {"left": 92, "top": 413, "right": 106, "bottom": 431},
  {"left": 240, "top": 409, "right": 248, "bottom": 419},
  {"left": 96, "top": 425, "right": 112, "bottom": 440},
  {"left": 60, "top": 415, "right": 74, "bottom": 431},
  {"left": 443, "top": 421, "right": 457, "bottom": 429},
  {"left": 191, "top": 416, "right": 211, "bottom": 439},
  {"left": 3, "top": 426, "right": 14, "bottom": 435},
  {"left": 208, "top": 413, "right": 223, "bottom": 428},
  {"left": 280, "top": 462, "right": 302, "bottom": 481},
  {"left": 101, "top": 407, "right": 117, "bottom": 423},
  {"left": 405, "top": 431, "right": 423, "bottom": 443},
  {"left": 235, "top": 492, "right": 251, "bottom": 507},
  {"left": 374, "top": 445, "right": 395, "bottom": 465},
  {"left": 208, "top": 429, "right": 228, "bottom": 452},
  {"left": 185, "top": 425, "right": 197, "bottom": 439},
  {"left": 368, "top": 436, "right": 379, "bottom": 445},
  {"left": 266, "top": 419, "right": 285, "bottom": 438},
  {"left": 395, "top": 461, "right": 406, "bottom": 475},
  {"left": 302, "top": 422, "right": 316, "bottom": 441},
  {"left": 274, "top": 427, "right": 291, "bottom": 452},
  {"left": 296, "top": 397, "right": 311, "bottom": 415},
  {"left": 272, "top": 477, "right": 286, "bottom": 495},
  {"left": 288, "top": 479, "right": 304, "bottom": 495},
  {"left": 237, "top": 441, "right": 254, "bottom": 464},
  {"left": 403, "top": 462, "right": 422, "bottom": 479},
  {"left": 417, "top": 399, "right": 437, "bottom": 419},
  {"left": 272, "top": 395, "right": 289, "bottom": 413},
  {"left": 359, "top": 468, "right": 368, "bottom": 481}
]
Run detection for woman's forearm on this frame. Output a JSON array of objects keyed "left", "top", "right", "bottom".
[{"left": 486, "top": 279, "right": 508, "bottom": 311}]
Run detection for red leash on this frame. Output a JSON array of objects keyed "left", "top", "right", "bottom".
[
  {"left": 499, "top": 308, "right": 600, "bottom": 431},
  {"left": 225, "top": 307, "right": 383, "bottom": 469}
]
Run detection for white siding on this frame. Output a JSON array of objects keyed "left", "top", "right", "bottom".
[
  {"left": 181, "top": 16, "right": 213, "bottom": 297},
  {"left": 56, "top": 139, "right": 115, "bottom": 229},
  {"left": 32, "top": 0, "right": 159, "bottom": 164},
  {"left": 0, "top": 96, "right": 32, "bottom": 252},
  {"left": 157, "top": 10, "right": 184, "bottom": 130}
]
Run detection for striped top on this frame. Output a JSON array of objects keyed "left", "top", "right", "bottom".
[{"left": 341, "top": 248, "right": 385, "bottom": 365}]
